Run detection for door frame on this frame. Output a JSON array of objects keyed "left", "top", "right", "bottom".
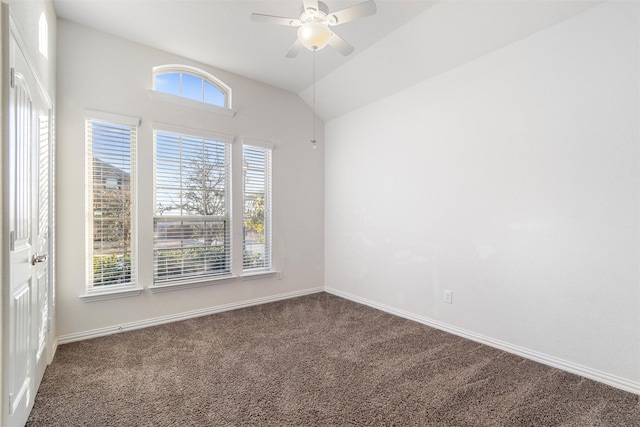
[{"left": 1, "top": 4, "right": 56, "bottom": 425}]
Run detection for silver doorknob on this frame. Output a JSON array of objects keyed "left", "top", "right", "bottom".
[{"left": 31, "top": 253, "right": 48, "bottom": 265}]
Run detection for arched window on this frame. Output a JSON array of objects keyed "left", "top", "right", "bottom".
[{"left": 152, "top": 65, "right": 231, "bottom": 109}]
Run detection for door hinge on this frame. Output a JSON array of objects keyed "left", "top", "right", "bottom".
[
  {"left": 47, "top": 318, "right": 51, "bottom": 332},
  {"left": 9, "top": 230, "right": 15, "bottom": 251},
  {"left": 10, "top": 67, "right": 15, "bottom": 88},
  {"left": 8, "top": 393, "right": 14, "bottom": 415}
]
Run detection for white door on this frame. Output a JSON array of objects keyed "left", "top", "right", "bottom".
[{"left": 5, "top": 28, "right": 52, "bottom": 427}]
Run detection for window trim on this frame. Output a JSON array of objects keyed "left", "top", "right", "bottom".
[
  {"left": 85, "top": 109, "right": 140, "bottom": 128},
  {"left": 150, "top": 64, "right": 235, "bottom": 117},
  {"left": 149, "top": 275, "right": 237, "bottom": 294},
  {"left": 79, "top": 286, "right": 143, "bottom": 303},
  {"left": 148, "top": 90, "right": 236, "bottom": 117},
  {"left": 152, "top": 122, "right": 234, "bottom": 145},
  {"left": 83, "top": 109, "right": 141, "bottom": 300},
  {"left": 240, "top": 271, "right": 278, "bottom": 281}
]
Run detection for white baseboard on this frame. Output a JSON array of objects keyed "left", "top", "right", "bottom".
[
  {"left": 324, "top": 286, "right": 640, "bottom": 396},
  {"left": 57, "top": 287, "right": 324, "bottom": 345}
]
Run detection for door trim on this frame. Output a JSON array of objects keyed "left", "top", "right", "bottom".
[{"left": 1, "top": 3, "right": 11, "bottom": 424}]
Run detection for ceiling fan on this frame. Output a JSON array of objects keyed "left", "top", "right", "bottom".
[{"left": 251, "top": 0, "right": 377, "bottom": 58}]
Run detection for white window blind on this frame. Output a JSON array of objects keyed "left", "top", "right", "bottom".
[
  {"left": 243, "top": 143, "right": 272, "bottom": 271},
  {"left": 86, "top": 118, "right": 137, "bottom": 289},
  {"left": 38, "top": 114, "right": 49, "bottom": 237},
  {"left": 153, "top": 129, "right": 232, "bottom": 284}
]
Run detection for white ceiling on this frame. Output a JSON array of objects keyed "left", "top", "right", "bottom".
[
  {"left": 53, "top": 0, "right": 603, "bottom": 121},
  {"left": 302, "top": 0, "right": 604, "bottom": 120},
  {"left": 53, "top": 0, "right": 434, "bottom": 94}
]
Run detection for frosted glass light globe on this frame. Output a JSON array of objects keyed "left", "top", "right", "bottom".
[{"left": 297, "top": 21, "right": 331, "bottom": 51}]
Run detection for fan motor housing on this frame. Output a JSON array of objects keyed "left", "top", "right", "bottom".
[{"left": 300, "top": 1, "right": 331, "bottom": 23}]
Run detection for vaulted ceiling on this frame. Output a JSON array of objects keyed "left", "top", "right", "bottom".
[{"left": 53, "top": 0, "right": 603, "bottom": 120}]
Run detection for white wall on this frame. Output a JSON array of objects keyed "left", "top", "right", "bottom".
[
  {"left": 56, "top": 20, "right": 324, "bottom": 338},
  {"left": 325, "top": 0, "right": 639, "bottom": 389}
]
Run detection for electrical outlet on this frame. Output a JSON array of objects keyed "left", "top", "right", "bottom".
[
  {"left": 443, "top": 290, "right": 453, "bottom": 304},
  {"left": 276, "top": 271, "right": 282, "bottom": 280}
]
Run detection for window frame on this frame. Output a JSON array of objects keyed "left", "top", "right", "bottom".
[
  {"left": 242, "top": 139, "right": 273, "bottom": 274},
  {"left": 149, "top": 65, "right": 235, "bottom": 117},
  {"left": 151, "top": 123, "right": 235, "bottom": 291},
  {"left": 82, "top": 110, "right": 142, "bottom": 301}
]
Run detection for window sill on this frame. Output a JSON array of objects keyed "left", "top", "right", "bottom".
[
  {"left": 80, "top": 286, "right": 144, "bottom": 303},
  {"left": 240, "top": 270, "right": 278, "bottom": 281},
  {"left": 150, "top": 275, "right": 237, "bottom": 293},
  {"left": 148, "top": 90, "right": 236, "bottom": 117}
]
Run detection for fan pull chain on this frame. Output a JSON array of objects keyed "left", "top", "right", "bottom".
[{"left": 311, "top": 48, "right": 317, "bottom": 149}]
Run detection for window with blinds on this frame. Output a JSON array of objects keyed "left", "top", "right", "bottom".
[
  {"left": 153, "top": 128, "right": 232, "bottom": 284},
  {"left": 86, "top": 118, "right": 137, "bottom": 289},
  {"left": 243, "top": 143, "right": 272, "bottom": 271}
]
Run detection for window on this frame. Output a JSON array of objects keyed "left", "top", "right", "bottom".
[
  {"left": 243, "top": 141, "right": 272, "bottom": 271},
  {"left": 153, "top": 65, "right": 231, "bottom": 108},
  {"left": 153, "top": 126, "right": 232, "bottom": 285},
  {"left": 86, "top": 115, "right": 138, "bottom": 290}
]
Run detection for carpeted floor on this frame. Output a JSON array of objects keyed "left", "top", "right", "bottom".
[{"left": 27, "top": 292, "right": 639, "bottom": 426}]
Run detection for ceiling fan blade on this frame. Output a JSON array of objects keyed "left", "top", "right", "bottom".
[
  {"left": 285, "top": 39, "right": 304, "bottom": 58},
  {"left": 328, "top": 0, "right": 377, "bottom": 26},
  {"left": 251, "top": 13, "right": 300, "bottom": 26},
  {"left": 303, "top": 0, "right": 320, "bottom": 12},
  {"left": 328, "top": 31, "right": 354, "bottom": 56}
]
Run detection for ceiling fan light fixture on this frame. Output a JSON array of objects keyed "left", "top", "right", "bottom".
[{"left": 297, "top": 21, "right": 332, "bottom": 51}]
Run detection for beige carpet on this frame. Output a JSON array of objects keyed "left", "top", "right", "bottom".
[{"left": 27, "top": 292, "right": 639, "bottom": 426}]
